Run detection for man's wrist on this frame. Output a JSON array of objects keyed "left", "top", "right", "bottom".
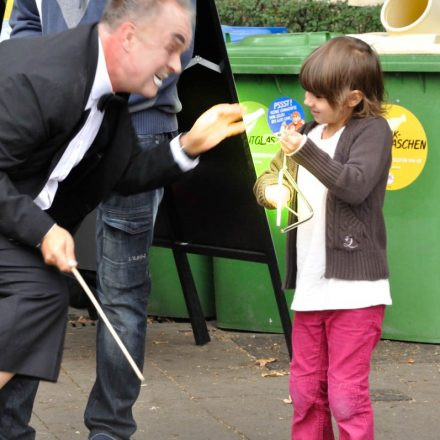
[
  {"left": 179, "top": 133, "right": 198, "bottom": 159},
  {"left": 169, "top": 135, "right": 199, "bottom": 171},
  {"left": 37, "top": 223, "right": 57, "bottom": 248}
]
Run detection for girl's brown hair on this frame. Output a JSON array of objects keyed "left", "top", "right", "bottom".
[{"left": 299, "top": 36, "right": 385, "bottom": 118}]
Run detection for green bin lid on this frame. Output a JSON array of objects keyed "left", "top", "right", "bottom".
[
  {"left": 379, "top": 54, "right": 440, "bottom": 73},
  {"left": 227, "top": 32, "right": 440, "bottom": 74},
  {"left": 226, "top": 32, "right": 339, "bottom": 74}
]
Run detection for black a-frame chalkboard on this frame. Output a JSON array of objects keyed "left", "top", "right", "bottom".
[{"left": 153, "top": 0, "right": 292, "bottom": 355}]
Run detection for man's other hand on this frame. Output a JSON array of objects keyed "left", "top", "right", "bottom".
[{"left": 40, "top": 225, "right": 77, "bottom": 272}]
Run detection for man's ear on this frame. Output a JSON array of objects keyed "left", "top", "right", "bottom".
[
  {"left": 347, "top": 90, "right": 364, "bottom": 108},
  {"left": 119, "top": 21, "right": 137, "bottom": 53}
]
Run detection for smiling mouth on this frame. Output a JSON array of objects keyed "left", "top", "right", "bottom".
[{"left": 153, "top": 75, "right": 163, "bottom": 88}]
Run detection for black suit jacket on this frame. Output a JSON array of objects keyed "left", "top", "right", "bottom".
[{"left": 0, "top": 23, "right": 183, "bottom": 247}]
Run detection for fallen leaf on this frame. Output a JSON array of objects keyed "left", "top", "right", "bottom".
[
  {"left": 262, "top": 370, "right": 288, "bottom": 378},
  {"left": 68, "top": 316, "right": 96, "bottom": 327},
  {"left": 256, "top": 357, "right": 277, "bottom": 368},
  {"left": 407, "top": 358, "right": 415, "bottom": 364}
]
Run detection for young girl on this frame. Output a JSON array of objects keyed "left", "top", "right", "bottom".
[{"left": 254, "top": 36, "right": 393, "bottom": 439}]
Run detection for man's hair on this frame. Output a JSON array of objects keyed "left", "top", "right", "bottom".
[
  {"left": 299, "top": 36, "right": 385, "bottom": 118},
  {"left": 101, "top": 0, "right": 195, "bottom": 29}
]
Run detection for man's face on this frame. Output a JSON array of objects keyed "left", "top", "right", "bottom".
[{"left": 124, "top": 1, "right": 192, "bottom": 97}]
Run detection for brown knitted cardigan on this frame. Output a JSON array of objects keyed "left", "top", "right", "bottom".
[{"left": 254, "top": 116, "right": 393, "bottom": 289}]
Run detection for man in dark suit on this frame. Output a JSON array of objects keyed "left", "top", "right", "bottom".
[
  {"left": 0, "top": 0, "right": 244, "bottom": 438},
  {"left": 9, "top": 1, "right": 200, "bottom": 439}
]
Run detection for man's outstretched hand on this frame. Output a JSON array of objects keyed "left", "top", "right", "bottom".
[{"left": 180, "top": 103, "right": 245, "bottom": 156}]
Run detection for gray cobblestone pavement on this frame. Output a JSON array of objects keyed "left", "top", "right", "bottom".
[{"left": 29, "top": 313, "right": 440, "bottom": 439}]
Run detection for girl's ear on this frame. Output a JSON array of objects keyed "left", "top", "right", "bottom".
[{"left": 347, "top": 90, "right": 363, "bottom": 108}]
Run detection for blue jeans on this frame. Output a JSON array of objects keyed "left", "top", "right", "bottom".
[
  {"left": 85, "top": 133, "right": 174, "bottom": 440},
  {"left": 0, "top": 376, "right": 39, "bottom": 440}
]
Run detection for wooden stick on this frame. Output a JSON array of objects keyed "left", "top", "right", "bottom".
[{"left": 71, "top": 267, "right": 145, "bottom": 382}]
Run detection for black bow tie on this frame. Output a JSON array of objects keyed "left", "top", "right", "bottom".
[
  {"left": 97, "top": 93, "right": 115, "bottom": 112},
  {"left": 97, "top": 93, "right": 130, "bottom": 112}
]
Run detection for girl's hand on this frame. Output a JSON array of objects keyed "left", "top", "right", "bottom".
[
  {"left": 279, "top": 126, "right": 306, "bottom": 156},
  {"left": 265, "top": 184, "right": 291, "bottom": 208}
]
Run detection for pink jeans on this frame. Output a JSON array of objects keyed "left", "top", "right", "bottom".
[{"left": 289, "top": 306, "right": 385, "bottom": 440}]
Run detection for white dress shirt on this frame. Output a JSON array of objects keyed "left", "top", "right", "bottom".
[
  {"left": 34, "top": 37, "right": 197, "bottom": 211},
  {"left": 292, "top": 124, "right": 392, "bottom": 311}
]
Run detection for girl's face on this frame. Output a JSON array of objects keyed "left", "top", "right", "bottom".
[{"left": 304, "top": 91, "right": 355, "bottom": 135}]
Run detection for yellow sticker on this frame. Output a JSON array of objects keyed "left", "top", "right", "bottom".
[{"left": 385, "top": 104, "right": 428, "bottom": 191}]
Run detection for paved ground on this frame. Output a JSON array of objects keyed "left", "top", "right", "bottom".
[{"left": 29, "top": 312, "right": 440, "bottom": 439}]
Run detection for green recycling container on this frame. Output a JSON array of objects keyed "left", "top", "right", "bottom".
[
  {"left": 377, "top": 48, "right": 440, "bottom": 342},
  {"left": 148, "top": 247, "right": 215, "bottom": 319},
  {"left": 217, "top": 32, "right": 440, "bottom": 341},
  {"left": 214, "top": 33, "right": 335, "bottom": 333}
]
